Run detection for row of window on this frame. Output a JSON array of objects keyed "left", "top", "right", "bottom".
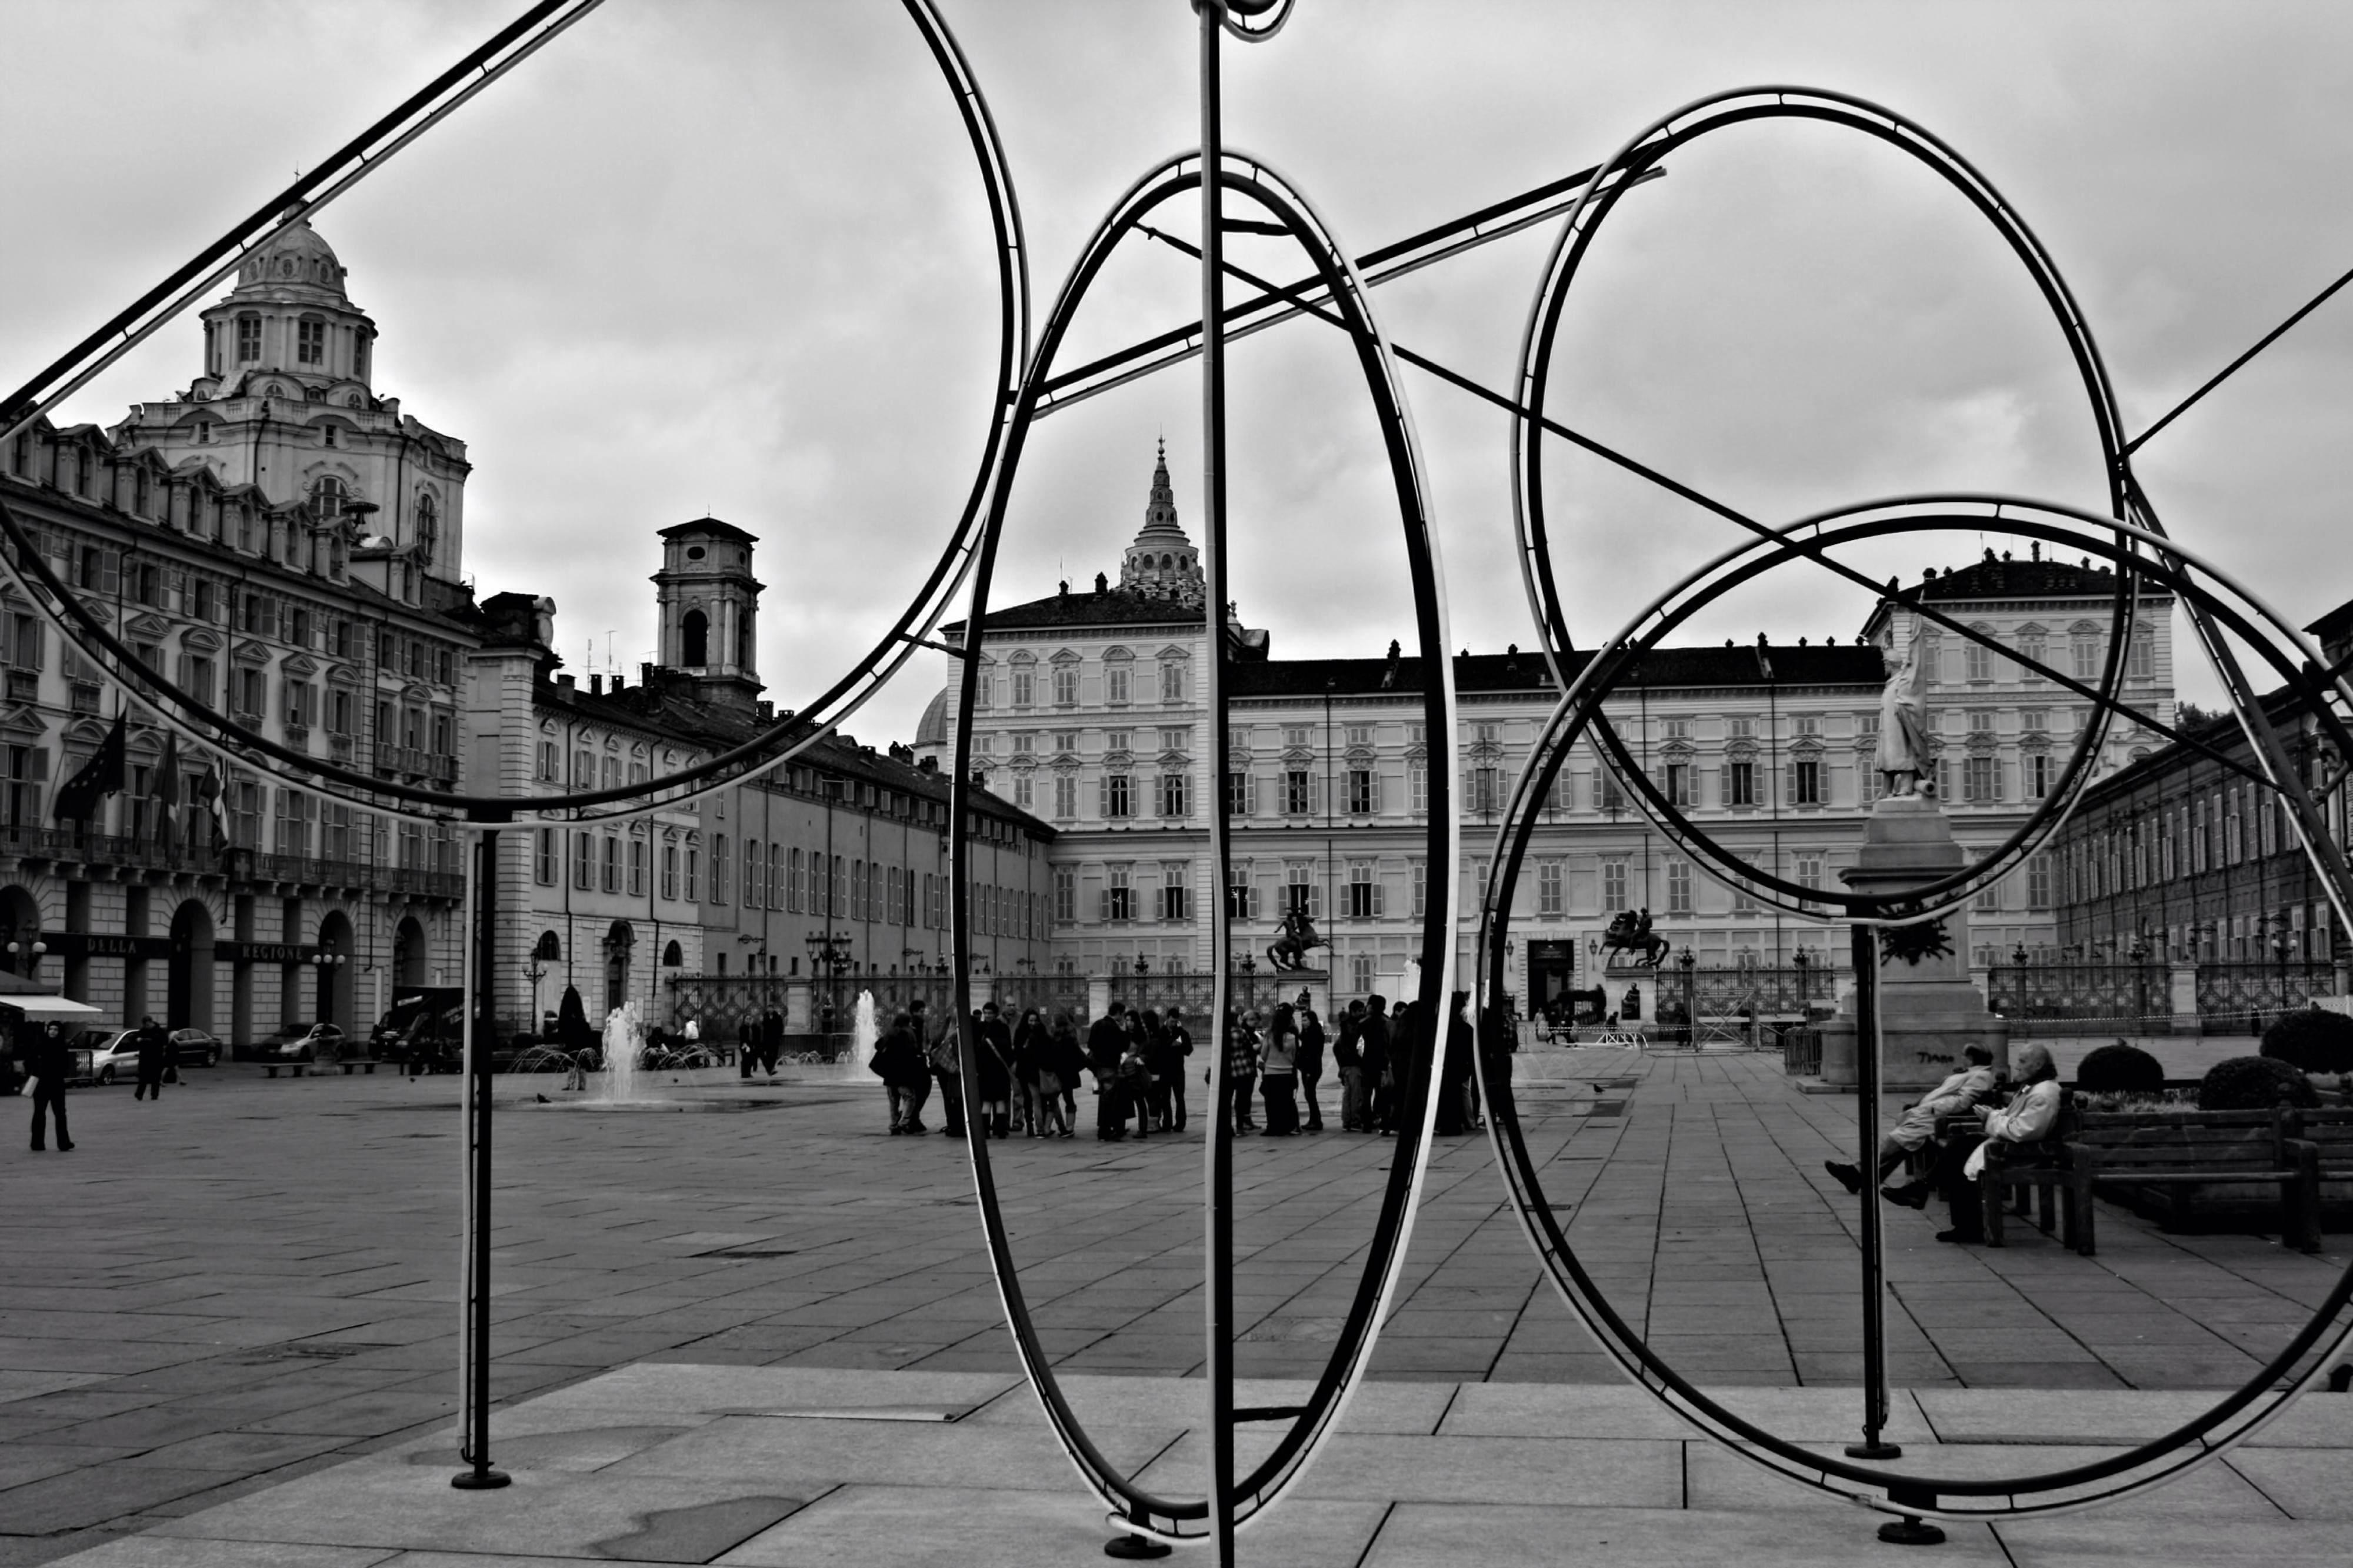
[
  {"left": 1918, "top": 627, "right": 2155, "bottom": 685},
  {"left": 975, "top": 656, "right": 1189, "bottom": 710},
  {"left": 2064, "top": 781, "right": 2301, "bottom": 903}
]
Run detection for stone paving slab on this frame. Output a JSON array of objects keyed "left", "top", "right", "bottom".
[
  {"left": 9, "top": 1057, "right": 2352, "bottom": 1562},
  {"left": 36, "top": 1366, "right": 2353, "bottom": 1565}
]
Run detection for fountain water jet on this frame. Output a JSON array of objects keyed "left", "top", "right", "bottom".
[
  {"left": 854, "top": 990, "right": 877, "bottom": 1073},
  {"left": 600, "top": 1000, "right": 644, "bottom": 1104}
]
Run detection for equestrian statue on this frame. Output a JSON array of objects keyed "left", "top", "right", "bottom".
[
  {"left": 1602, "top": 907, "right": 1668, "bottom": 970},
  {"left": 1267, "top": 907, "right": 1328, "bottom": 973}
]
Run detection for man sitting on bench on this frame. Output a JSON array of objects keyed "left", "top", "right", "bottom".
[
  {"left": 1881, "top": 1042, "right": 2062, "bottom": 1245},
  {"left": 1825, "top": 1043, "right": 1996, "bottom": 1196}
]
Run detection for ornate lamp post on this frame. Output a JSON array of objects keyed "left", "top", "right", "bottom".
[{"left": 6, "top": 938, "right": 46, "bottom": 980}]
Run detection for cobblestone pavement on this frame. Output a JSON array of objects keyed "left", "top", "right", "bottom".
[{"left": 1, "top": 1048, "right": 2344, "bottom": 1562}]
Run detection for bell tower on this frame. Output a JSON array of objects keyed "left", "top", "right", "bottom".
[{"left": 652, "top": 517, "right": 764, "bottom": 713}]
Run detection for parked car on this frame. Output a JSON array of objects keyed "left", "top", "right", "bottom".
[
  {"left": 255, "top": 1022, "right": 345, "bottom": 1065},
  {"left": 79, "top": 1027, "right": 224, "bottom": 1083},
  {"left": 168, "top": 1028, "right": 224, "bottom": 1068},
  {"left": 85, "top": 1030, "right": 142, "bottom": 1086}
]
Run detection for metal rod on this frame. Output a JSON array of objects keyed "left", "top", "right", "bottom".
[
  {"left": 1199, "top": 6, "right": 1236, "bottom": 1564},
  {"left": 452, "top": 825, "right": 509, "bottom": 1491},
  {"left": 2125, "top": 259, "right": 2353, "bottom": 455},
  {"left": 1845, "top": 918, "right": 1898, "bottom": 1460}
]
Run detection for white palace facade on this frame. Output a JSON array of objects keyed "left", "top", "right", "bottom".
[{"left": 929, "top": 448, "right": 2179, "bottom": 1009}]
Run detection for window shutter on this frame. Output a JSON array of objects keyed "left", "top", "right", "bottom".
[
  {"left": 1370, "top": 771, "right": 1382, "bottom": 813},
  {"left": 1098, "top": 775, "right": 1108, "bottom": 817},
  {"left": 1373, "top": 882, "right": 1387, "bottom": 917},
  {"left": 1097, "top": 886, "right": 1109, "bottom": 922},
  {"left": 1310, "top": 773, "right": 1324, "bottom": 816}
]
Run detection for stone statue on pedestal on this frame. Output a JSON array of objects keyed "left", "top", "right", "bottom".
[{"left": 1874, "top": 620, "right": 1934, "bottom": 798}]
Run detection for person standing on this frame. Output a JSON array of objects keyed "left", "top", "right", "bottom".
[
  {"left": 737, "top": 1011, "right": 758, "bottom": 1079},
  {"left": 1155, "top": 1005, "right": 1193, "bottom": 1132},
  {"left": 1435, "top": 993, "right": 1474, "bottom": 1136},
  {"left": 1294, "top": 992, "right": 1326, "bottom": 1133},
  {"left": 1224, "top": 1009, "right": 1260, "bottom": 1135},
  {"left": 132, "top": 1015, "right": 171, "bottom": 1102},
  {"left": 1086, "top": 1002, "right": 1131, "bottom": 1142},
  {"left": 26, "top": 1021, "right": 74, "bottom": 1152},
  {"left": 1334, "top": 1000, "right": 1365, "bottom": 1131},
  {"left": 975, "top": 1001, "right": 1014, "bottom": 1139},
  {"left": 1357, "top": 996, "right": 1391, "bottom": 1135},
  {"left": 1011, "top": 1008, "right": 1049, "bottom": 1137},
  {"left": 932, "top": 1012, "right": 971, "bottom": 1140},
  {"left": 1259, "top": 1004, "right": 1301, "bottom": 1135},
  {"left": 904, "top": 999, "right": 936, "bottom": 1130},
  {"left": 762, "top": 1006, "right": 786, "bottom": 1077}
]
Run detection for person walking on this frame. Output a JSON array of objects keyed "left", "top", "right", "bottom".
[
  {"left": 1294, "top": 992, "right": 1326, "bottom": 1133},
  {"left": 1223, "top": 1008, "right": 1259, "bottom": 1135},
  {"left": 874, "top": 1010, "right": 926, "bottom": 1134},
  {"left": 26, "top": 1021, "right": 73, "bottom": 1152},
  {"left": 1357, "top": 996, "right": 1391, "bottom": 1135},
  {"left": 1259, "top": 1003, "right": 1301, "bottom": 1135},
  {"left": 1435, "top": 993, "right": 1474, "bottom": 1136},
  {"left": 1048, "top": 1010, "right": 1085, "bottom": 1139},
  {"left": 1335, "top": 1000, "right": 1365, "bottom": 1131},
  {"left": 737, "top": 1011, "right": 758, "bottom": 1079},
  {"left": 132, "top": 1015, "right": 171, "bottom": 1102}
]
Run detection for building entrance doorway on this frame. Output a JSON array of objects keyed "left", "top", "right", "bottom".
[{"left": 167, "top": 900, "right": 215, "bottom": 1032}]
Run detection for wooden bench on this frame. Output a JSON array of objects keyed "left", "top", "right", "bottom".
[
  {"left": 334, "top": 1058, "right": 378, "bottom": 1075},
  {"left": 1980, "top": 1092, "right": 2081, "bottom": 1250},
  {"left": 259, "top": 1062, "right": 305, "bottom": 1079},
  {"left": 2068, "top": 1109, "right": 2321, "bottom": 1257},
  {"left": 2285, "top": 1106, "right": 2353, "bottom": 1182}
]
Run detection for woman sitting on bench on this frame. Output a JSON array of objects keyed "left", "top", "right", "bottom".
[{"left": 1882, "top": 1042, "right": 2062, "bottom": 1245}]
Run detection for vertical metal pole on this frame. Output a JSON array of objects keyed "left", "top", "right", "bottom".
[
  {"left": 453, "top": 823, "right": 509, "bottom": 1490},
  {"left": 1844, "top": 917, "right": 1898, "bottom": 1460},
  {"left": 1200, "top": 3, "right": 1236, "bottom": 1562}
]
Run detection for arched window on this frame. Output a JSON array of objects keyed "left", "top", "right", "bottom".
[
  {"left": 311, "top": 476, "right": 347, "bottom": 522},
  {"left": 414, "top": 493, "right": 439, "bottom": 567},
  {"left": 532, "top": 931, "right": 562, "bottom": 962},
  {"left": 681, "top": 608, "right": 708, "bottom": 666},
  {"left": 662, "top": 939, "right": 684, "bottom": 967}
]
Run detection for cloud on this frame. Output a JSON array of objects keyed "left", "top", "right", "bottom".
[{"left": 6, "top": 0, "right": 2351, "bottom": 730}]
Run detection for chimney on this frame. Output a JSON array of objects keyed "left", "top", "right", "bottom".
[
  {"left": 611, "top": 670, "right": 624, "bottom": 692},
  {"left": 556, "top": 673, "right": 575, "bottom": 693},
  {"left": 641, "top": 661, "right": 655, "bottom": 687},
  {"left": 589, "top": 673, "right": 603, "bottom": 696},
  {"left": 757, "top": 700, "right": 774, "bottom": 723},
  {"left": 1095, "top": 572, "right": 1108, "bottom": 593}
]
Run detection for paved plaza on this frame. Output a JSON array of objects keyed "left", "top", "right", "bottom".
[{"left": 2, "top": 1046, "right": 2349, "bottom": 1563}]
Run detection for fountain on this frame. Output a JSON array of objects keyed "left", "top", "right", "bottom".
[
  {"left": 599, "top": 1000, "right": 644, "bottom": 1105},
  {"left": 854, "top": 990, "right": 877, "bottom": 1074}
]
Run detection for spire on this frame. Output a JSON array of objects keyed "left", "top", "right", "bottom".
[{"left": 1121, "top": 438, "right": 1204, "bottom": 606}]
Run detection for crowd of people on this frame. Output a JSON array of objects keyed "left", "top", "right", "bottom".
[{"left": 866, "top": 990, "right": 1512, "bottom": 1143}]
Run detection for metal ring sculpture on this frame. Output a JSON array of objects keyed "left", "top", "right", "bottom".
[
  {"left": 1511, "top": 88, "right": 2143, "bottom": 923},
  {"left": 1477, "top": 499, "right": 2353, "bottom": 1520},
  {"left": 945, "top": 146, "right": 1458, "bottom": 1544},
  {"left": 1481, "top": 83, "right": 2353, "bottom": 1526},
  {"left": 0, "top": 0, "right": 1028, "bottom": 836}
]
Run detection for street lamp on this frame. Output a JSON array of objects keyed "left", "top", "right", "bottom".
[{"left": 5, "top": 938, "right": 45, "bottom": 979}]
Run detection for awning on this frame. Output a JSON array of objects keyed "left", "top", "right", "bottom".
[{"left": 0, "top": 996, "right": 105, "bottom": 1020}]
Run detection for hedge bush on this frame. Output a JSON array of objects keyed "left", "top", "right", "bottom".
[
  {"left": 2075, "top": 1041, "right": 2167, "bottom": 1095},
  {"left": 2259, "top": 1009, "right": 2353, "bottom": 1075},
  {"left": 2197, "top": 1055, "right": 2318, "bottom": 1112}
]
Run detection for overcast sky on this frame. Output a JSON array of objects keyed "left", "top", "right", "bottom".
[{"left": 6, "top": 1, "right": 2350, "bottom": 745}]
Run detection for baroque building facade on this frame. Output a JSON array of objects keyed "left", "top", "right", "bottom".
[
  {"left": 0, "top": 219, "right": 471, "bottom": 1041},
  {"left": 929, "top": 450, "right": 2180, "bottom": 1010},
  {"left": 2049, "top": 591, "right": 2352, "bottom": 973}
]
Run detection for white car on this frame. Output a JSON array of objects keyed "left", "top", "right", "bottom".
[{"left": 84, "top": 1030, "right": 144, "bottom": 1086}]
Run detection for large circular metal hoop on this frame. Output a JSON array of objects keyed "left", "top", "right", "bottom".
[
  {"left": 945, "top": 148, "right": 1458, "bottom": 1543},
  {"left": 1475, "top": 495, "right": 2353, "bottom": 1523},
  {"left": 1508, "top": 87, "right": 2144, "bottom": 919},
  {"left": 0, "top": 0, "right": 1026, "bottom": 835}
]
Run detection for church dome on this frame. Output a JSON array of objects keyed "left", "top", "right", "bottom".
[
  {"left": 233, "top": 216, "right": 350, "bottom": 299},
  {"left": 913, "top": 688, "right": 952, "bottom": 752}
]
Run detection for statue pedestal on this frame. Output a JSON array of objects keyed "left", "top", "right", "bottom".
[
  {"left": 1817, "top": 795, "right": 2009, "bottom": 1092},
  {"left": 1256, "top": 969, "right": 1332, "bottom": 1022}
]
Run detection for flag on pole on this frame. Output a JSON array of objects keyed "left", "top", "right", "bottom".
[
  {"left": 154, "top": 732, "right": 180, "bottom": 850},
  {"left": 191, "top": 758, "right": 226, "bottom": 846},
  {"left": 51, "top": 710, "right": 126, "bottom": 824}
]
